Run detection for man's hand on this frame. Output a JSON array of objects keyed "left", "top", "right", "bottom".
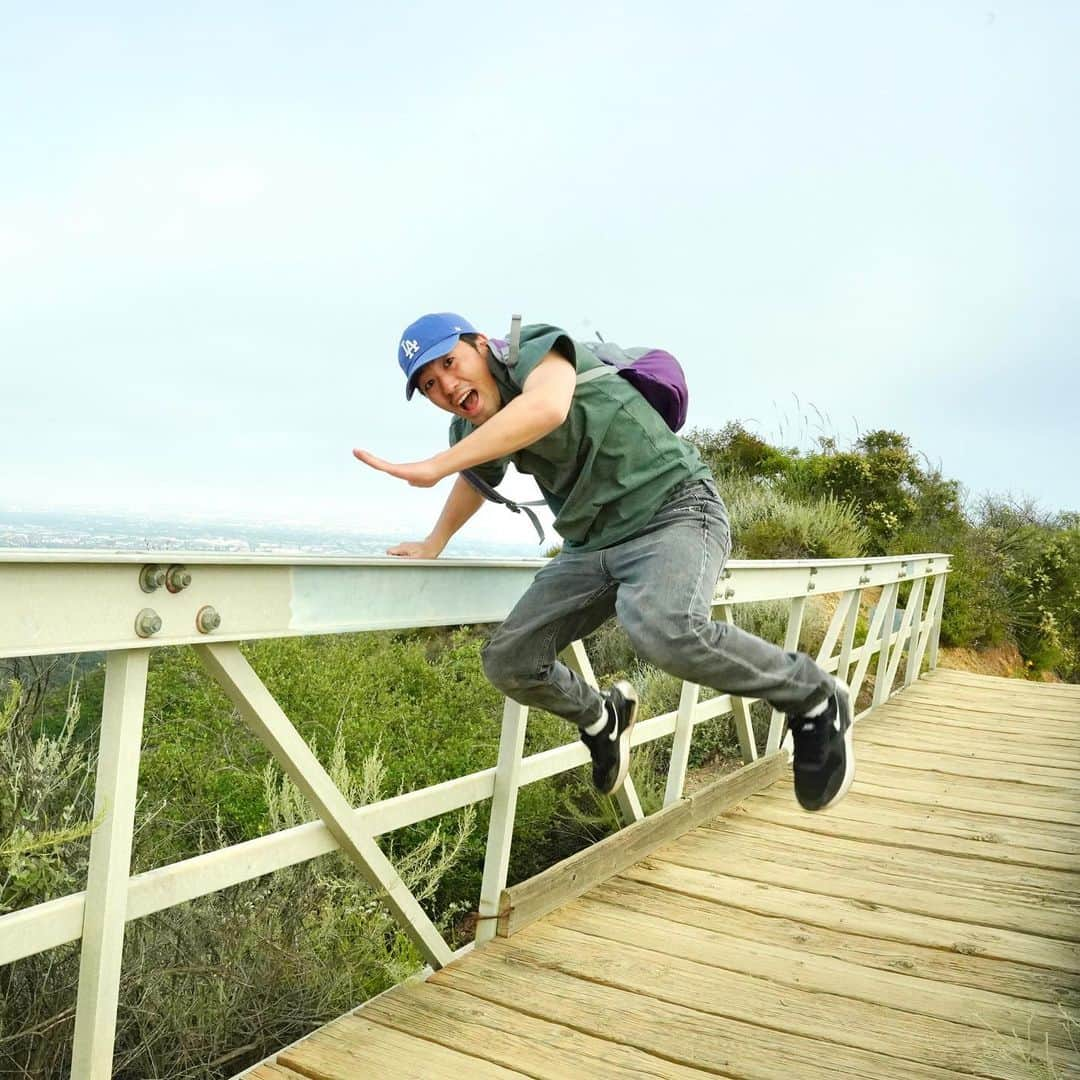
[
  {"left": 353, "top": 448, "right": 445, "bottom": 488},
  {"left": 386, "top": 539, "right": 444, "bottom": 559}
]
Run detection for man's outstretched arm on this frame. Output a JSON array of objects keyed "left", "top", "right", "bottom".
[
  {"left": 386, "top": 473, "right": 486, "bottom": 558},
  {"left": 354, "top": 354, "right": 575, "bottom": 487}
]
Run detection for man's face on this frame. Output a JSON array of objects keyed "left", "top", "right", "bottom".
[{"left": 415, "top": 336, "right": 501, "bottom": 424}]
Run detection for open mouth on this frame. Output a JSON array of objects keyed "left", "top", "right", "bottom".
[{"left": 458, "top": 389, "right": 480, "bottom": 415}]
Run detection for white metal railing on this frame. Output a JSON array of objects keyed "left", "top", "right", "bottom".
[{"left": 0, "top": 549, "right": 950, "bottom": 1078}]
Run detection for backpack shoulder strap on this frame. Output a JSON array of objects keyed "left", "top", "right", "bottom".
[
  {"left": 458, "top": 313, "right": 555, "bottom": 546},
  {"left": 461, "top": 468, "right": 547, "bottom": 544},
  {"left": 509, "top": 312, "right": 521, "bottom": 366}
]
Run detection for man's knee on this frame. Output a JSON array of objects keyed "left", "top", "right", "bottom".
[
  {"left": 626, "top": 616, "right": 723, "bottom": 677},
  {"left": 482, "top": 634, "right": 536, "bottom": 695}
]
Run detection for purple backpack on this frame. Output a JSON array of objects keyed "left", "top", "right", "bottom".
[
  {"left": 494, "top": 314, "right": 689, "bottom": 431},
  {"left": 463, "top": 316, "right": 691, "bottom": 542},
  {"left": 574, "top": 339, "right": 689, "bottom": 432}
]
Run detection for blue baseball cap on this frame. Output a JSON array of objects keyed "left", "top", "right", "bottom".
[{"left": 398, "top": 312, "right": 478, "bottom": 400}]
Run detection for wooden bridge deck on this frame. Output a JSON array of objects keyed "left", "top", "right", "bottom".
[{"left": 244, "top": 669, "right": 1080, "bottom": 1079}]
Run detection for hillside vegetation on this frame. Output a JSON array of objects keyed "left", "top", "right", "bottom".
[{"left": 1, "top": 426, "right": 1077, "bottom": 1077}]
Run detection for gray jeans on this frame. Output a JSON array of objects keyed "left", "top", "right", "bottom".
[{"left": 481, "top": 478, "right": 835, "bottom": 728}]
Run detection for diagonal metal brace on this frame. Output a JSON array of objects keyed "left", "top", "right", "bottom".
[{"left": 195, "top": 643, "right": 453, "bottom": 968}]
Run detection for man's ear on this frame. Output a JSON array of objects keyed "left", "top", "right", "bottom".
[{"left": 473, "top": 332, "right": 489, "bottom": 354}]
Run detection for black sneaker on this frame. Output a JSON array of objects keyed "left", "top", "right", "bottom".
[
  {"left": 788, "top": 682, "right": 854, "bottom": 812},
  {"left": 580, "top": 681, "right": 639, "bottom": 795}
]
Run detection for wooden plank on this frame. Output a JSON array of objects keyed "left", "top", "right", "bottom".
[
  {"left": 851, "top": 761, "right": 1080, "bottom": 816},
  {"left": 883, "top": 691, "right": 1080, "bottom": 724},
  {"left": 852, "top": 720, "right": 1080, "bottom": 770},
  {"left": 867, "top": 703, "right": 1080, "bottom": 744},
  {"left": 929, "top": 667, "right": 1080, "bottom": 689},
  {"left": 357, "top": 979, "right": 711, "bottom": 1079},
  {"left": 586, "top": 878, "right": 1080, "bottom": 1038},
  {"left": 497, "top": 751, "right": 788, "bottom": 937},
  {"left": 519, "top": 908, "right": 1079, "bottom": 1076},
  {"left": 873, "top": 689, "right": 1080, "bottom": 723},
  {"left": 279, "top": 1010, "right": 523, "bottom": 1079},
  {"left": 750, "top": 782, "right": 1080, "bottom": 852},
  {"left": 882, "top": 704, "right": 1080, "bottom": 738},
  {"left": 855, "top": 743, "right": 1080, "bottom": 789},
  {"left": 882, "top": 705, "right": 1080, "bottom": 739},
  {"left": 653, "top": 830, "right": 1080, "bottom": 945},
  {"left": 244, "top": 1064, "right": 310, "bottom": 1080},
  {"left": 706, "top": 810, "right": 1080, "bottom": 896},
  {"left": 434, "top": 948, "right": 975, "bottom": 1080},
  {"left": 898, "top": 687, "right": 1080, "bottom": 721},
  {"left": 621, "top": 856, "right": 1080, "bottom": 974},
  {"left": 895, "top": 677, "right": 1080, "bottom": 708},
  {"left": 908, "top": 671, "right": 1080, "bottom": 700},
  {"left": 689, "top": 820, "right": 1080, "bottom": 924},
  {"left": 854, "top": 777, "right": 1080, "bottom": 827},
  {"left": 927, "top": 670, "right": 1080, "bottom": 698},
  {"left": 743, "top": 791, "right": 1080, "bottom": 872}
]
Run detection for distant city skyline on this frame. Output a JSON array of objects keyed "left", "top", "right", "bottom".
[{"left": 0, "top": 506, "right": 539, "bottom": 558}]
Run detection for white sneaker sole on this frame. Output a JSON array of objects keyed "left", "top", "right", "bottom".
[
  {"left": 607, "top": 680, "right": 639, "bottom": 795},
  {"left": 815, "top": 684, "right": 855, "bottom": 812}
]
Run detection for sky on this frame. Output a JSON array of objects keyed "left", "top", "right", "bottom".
[{"left": 1, "top": 2, "right": 1077, "bottom": 550}]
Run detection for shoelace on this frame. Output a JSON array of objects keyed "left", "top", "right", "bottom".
[{"left": 791, "top": 714, "right": 832, "bottom": 766}]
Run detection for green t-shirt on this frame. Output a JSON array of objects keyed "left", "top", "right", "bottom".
[{"left": 449, "top": 323, "right": 712, "bottom": 552}]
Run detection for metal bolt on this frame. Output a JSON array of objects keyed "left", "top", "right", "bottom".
[
  {"left": 809, "top": 567, "right": 818, "bottom": 576},
  {"left": 196, "top": 606, "right": 221, "bottom": 634},
  {"left": 135, "top": 608, "right": 162, "bottom": 638},
  {"left": 859, "top": 575, "right": 870, "bottom": 585},
  {"left": 721, "top": 569, "right": 732, "bottom": 580},
  {"left": 166, "top": 565, "right": 192, "bottom": 592},
  {"left": 723, "top": 587, "right": 736, "bottom": 599},
  {"left": 807, "top": 582, "right": 816, "bottom": 591},
  {"left": 140, "top": 564, "right": 166, "bottom": 593}
]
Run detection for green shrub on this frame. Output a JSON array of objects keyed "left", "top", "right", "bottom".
[
  {"left": 687, "top": 422, "right": 796, "bottom": 480},
  {"left": 722, "top": 480, "right": 869, "bottom": 560},
  {"left": 0, "top": 677, "right": 97, "bottom": 916},
  {"left": 977, "top": 500, "right": 1080, "bottom": 679}
]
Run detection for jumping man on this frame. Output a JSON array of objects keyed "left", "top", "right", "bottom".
[{"left": 353, "top": 313, "right": 854, "bottom": 812}]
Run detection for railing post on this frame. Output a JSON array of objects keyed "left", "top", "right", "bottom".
[
  {"left": 883, "top": 575, "right": 925, "bottom": 700},
  {"left": 926, "top": 571, "right": 949, "bottom": 671},
  {"left": 71, "top": 649, "right": 150, "bottom": 1080},
  {"left": 721, "top": 605, "right": 757, "bottom": 764},
  {"left": 902, "top": 575, "right": 929, "bottom": 688},
  {"left": 872, "top": 581, "right": 902, "bottom": 707},
  {"left": 196, "top": 643, "right": 453, "bottom": 969},
  {"left": 815, "top": 588, "right": 857, "bottom": 670},
  {"left": 834, "top": 588, "right": 862, "bottom": 687},
  {"left": 664, "top": 679, "right": 701, "bottom": 807},
  {"left": 475, "top": 697, "right": 529, "bottom": 944},
  {"left": 563, "top": 640, "right": 645, "bottom": 824},
  {"left": 766, "top": 596, "right": 806, "bottom": 754},
  {"left": 908, "top": 571, "right": 946, "bottom": 680},
  {"left": 848, "top": 582, "right": 894, "bottom": 707}
]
